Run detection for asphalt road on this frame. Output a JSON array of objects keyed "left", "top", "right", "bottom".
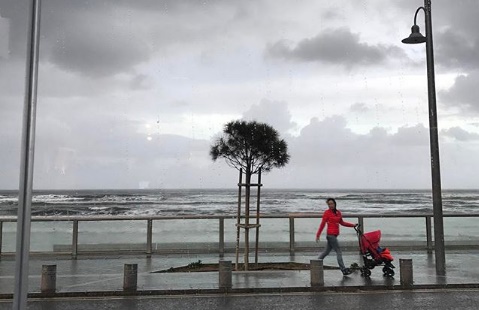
[{"left": 1, "top": 289, "right": 478, "bottom": 310}]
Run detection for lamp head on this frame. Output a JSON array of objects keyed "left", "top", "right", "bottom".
[{"left": 402, "top": 24, "right": 426, "bottom": 44}]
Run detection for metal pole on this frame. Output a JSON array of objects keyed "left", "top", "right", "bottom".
[
  {"left": 235, "top": 169, "right": 242, "bottom": 270},
  {"left": 146, "top": 219, "right": 153, "bottom": 256},
  {"left": 0, "top": 221, "right": 3, "bottom": 258},
  {"left": 72, "top": 220, "right": 78, "bottom": 259},
  {"left": 12, "top": 1, "right": 42, "bottom": 309},
  {"left": 289, "top": 217, "right": 295, "bottom": 255},
  {"left": 254, "top": 170, "right": 261, "bottom": 265},
  {"left": 424, "top": 0, "right": 445, "bottom": 275},
  {"left": 219, "top": 218, "right": 225, "bottom": 257},
  {"left": 425, "top": 216, "right": 433, "bottom": 254}
]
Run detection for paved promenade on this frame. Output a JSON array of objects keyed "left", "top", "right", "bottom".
[{"left": 1, "top": 249, "right": 479, "bottom": 296}]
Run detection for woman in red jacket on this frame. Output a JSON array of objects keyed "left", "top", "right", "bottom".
[{"left": 315, "top": 198, "right": 357, "bottom": 275}]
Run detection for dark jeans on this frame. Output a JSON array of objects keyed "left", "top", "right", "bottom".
[{"left": 318, "top": 234, "right": 346, "bottom": 271}]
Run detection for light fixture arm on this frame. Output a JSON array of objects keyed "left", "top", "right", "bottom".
[{"left": 413, "top": 7, "right": 426, "bottom": 26}]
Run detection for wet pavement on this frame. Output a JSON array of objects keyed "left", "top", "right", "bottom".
[
  {"left": 1, "top": 249, "right": 479, "bottom": 296},
  {"left": 2, "top": 289, "right": 479, "bottom": 310}
]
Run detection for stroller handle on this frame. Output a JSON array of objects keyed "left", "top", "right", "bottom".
[{"left": 354, "top": 223, "right": 361, "bottom": 233}]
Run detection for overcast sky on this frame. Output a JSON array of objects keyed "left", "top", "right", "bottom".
[{"left": 1, "top": 0, "right": 479, "bottom": 190}]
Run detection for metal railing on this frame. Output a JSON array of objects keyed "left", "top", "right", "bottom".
[{"left": 1, "top": 213, "right": 478, "bottom": 258}]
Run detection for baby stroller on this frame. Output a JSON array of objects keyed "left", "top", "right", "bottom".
[{"left": 355, "top": 225, "right": 395, "bottom": 277}]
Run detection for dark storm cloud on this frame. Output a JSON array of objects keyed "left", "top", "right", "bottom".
[
  {"left": 1, "top": 0, "right": 150, "bottom": 77},
  {"left": 440, "top": 72, "right": 479, "bottom": 113},
  {"left": 394, "top": 0, "right": 479, "bottom": 114},
  {"left": 44, "top": 22, "right": 150, "bottom": 77},
  {"left": 435, "top": 29, "right": 478, "bottom": 70},
  {"left": 392, "top": 0, "right": 479, "bottom": 70},
  {"left": 266, "top": 28, "right": 407, "bottom": 67},
  {"left": 425, "top": 1, "right": 479, "bottom": 71}
]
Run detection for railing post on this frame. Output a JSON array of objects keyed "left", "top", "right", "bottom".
[
  {"left": 146, "top": 219, "right": 153, "bottom": 257},
  {"left": 357, "top": 216, "right": 364, "bottom": 256},
  {"left": 41, "top": 265, "right": 56, "bottom": 294},
  {"left": 358, "top": 216, "right": 364, "bottom": 231},
  {"left": 0, "top": 221, "right": 3, "bottom": 259},
  {"left": 426, "top": 216, "right": 433, "bottom": 254},
  {"left": 310, "top": 259, "right": 324, "bottom": 289},
  {"left": 72, "top": 220, "right": 78, "bottom": 259},
  {"left": 219, "top": 218, "right": 225, "bottom": 257},
  {"left": 123, "top": 264, "right": 138, "bottom": 292},
  {"left": 289, "top": 217, "right": 295, "bottom": 255}
]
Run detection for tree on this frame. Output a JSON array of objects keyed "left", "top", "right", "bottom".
[{"left": 210, "top": 120, "right": 290, "bottom": 269}]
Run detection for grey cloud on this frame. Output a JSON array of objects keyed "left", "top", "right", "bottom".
[
  {"left": 434, "top": 1, "right": 479, "bottom": 70},
  {"left": 45, "top": 22, "right": 150, "bottom": 77},
  {"left": 0, "top": 0, "right": 264, "bottom": 80},
  {"left": 266, "top": 28, "right": 407, "bottom": 67},
  {"left": 30, "top": 110, "right": 213, "bottom": 189},
  {"left": 435, "top": 29, "right": 479, "bottom": 70},
  {"left": 350, "top": 102, "right": 369, "bottom": 113},
  {"left": 321, "top": 9, "right": 342, "bottom": 21},
  {"left": 283, "top": 116, "right": 433, "bottom": 188},
  {"left": 391, "top": 0, "right": 479, "bottom": 70},
  {"left": 1, "top": 0, "right": 150, "bottom": 77},
  {"left": 291, "top": 116, "right": 429, "bottom": 168},
  {"left": 391, "top": 124, "right": 428, "bottom": 146},
  {"left": 129, "top": 74, "right": 154, "bottom": 90},
  {"left": 242, "top": 99, "right": 296, "bottom": 134},
  {"left": 440, "top": 72, "right": 479, "bottom": 113},
  {"left": 2, "top": 104, "right": 478, "bottom": 189},
  {"left": 441, "top": 127, "right": 479, "bottom": 141}
]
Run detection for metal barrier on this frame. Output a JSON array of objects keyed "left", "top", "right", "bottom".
[{"left": 0, "top": 213, "right": 478, "bottom": 258}]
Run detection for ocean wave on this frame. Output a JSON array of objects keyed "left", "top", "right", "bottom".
[{"left": 1, "top": 189, "right": 479, "bottom": 217}]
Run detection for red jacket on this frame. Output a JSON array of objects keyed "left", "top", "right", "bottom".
[{"left": 316, "top": 209, "right": 355, "bottom": 238}]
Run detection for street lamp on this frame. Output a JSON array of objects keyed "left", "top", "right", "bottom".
[{"left": 402, "top": 0, "right": 445, "bottom": 276}]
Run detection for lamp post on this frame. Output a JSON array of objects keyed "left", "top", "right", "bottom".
[
  {"left": 402, "top": 0, "right": 445, "bottom": 276},
  {"left": 13, "top": 0, "right": 42, "bottom": 309}
]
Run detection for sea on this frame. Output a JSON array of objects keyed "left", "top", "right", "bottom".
[{"left": 1, "top": 189, "right": 479, "bottom": 252}]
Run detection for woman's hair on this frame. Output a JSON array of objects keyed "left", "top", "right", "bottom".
[
  {"left": 326, "top": 198, "right": 336, "bottom": 206},
  {"left": 326, "top": 198, "right": 337, "bottom": 214}
]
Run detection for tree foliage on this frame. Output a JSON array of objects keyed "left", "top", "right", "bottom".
[{"left": 210, "top": 120, "right": 290, "bottom": 174}]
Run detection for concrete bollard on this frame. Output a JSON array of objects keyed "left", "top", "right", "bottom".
[
  {"left": 123, "top": 264, "right": 138, "bottom": 292},
  {"left": 400, "top": 259, "right": 414, "bottom": 287},
  {"left": 41, "top": 265, "right": 56, "bottom": 294},
  {"left": 219, "top": 260, "right": 232, "bottom": 291},
  {"left": 310, "top": 259, "right": 324, "bottom": 288}
]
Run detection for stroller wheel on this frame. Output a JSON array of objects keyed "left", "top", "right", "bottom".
[
  {"left": 361, "top": 268, "right": 371, "bottom": 277},
  {"left": 383, "top": 267, "right": 395, "bottom": 278}
]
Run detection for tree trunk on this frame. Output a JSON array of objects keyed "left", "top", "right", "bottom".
[{"left": 244, "top": 167, "right": 251, "bottom": 270}]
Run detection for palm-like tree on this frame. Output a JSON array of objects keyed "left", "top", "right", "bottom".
[{"left": 211, "top": 120, "right": 290, "bottom": 269}]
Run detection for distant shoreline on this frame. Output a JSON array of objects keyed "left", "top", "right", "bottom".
[{"left": 2, "top": 188, "right": 479, "bottom": 193}]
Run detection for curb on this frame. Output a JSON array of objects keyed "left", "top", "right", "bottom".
[{"left": 1, "top": 283, "right": 479, "bottom": 300}]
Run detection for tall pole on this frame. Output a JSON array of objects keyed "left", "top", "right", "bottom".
[
  {"left": 12, "top": 0, "right": 42, "bottom": 309},
  {"left": 424, "top": 0, "right": 445, "bottom": 276}
]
